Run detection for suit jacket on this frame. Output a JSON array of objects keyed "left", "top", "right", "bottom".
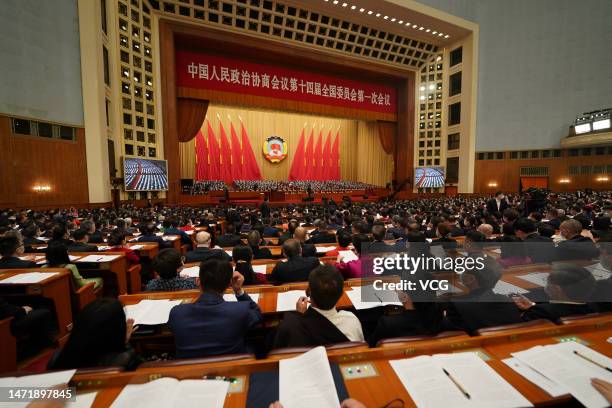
[
  {"left": 521, "top": 233, "right": 554, "bottom": 263},
  {"left": 272, "top": 308, "right": 349, "bottom": 348},
  {"left": 87, "top": 231, "right": 104, "bottom": 244},
  {"left": 259, "top": 202, "right": 271, "bottom": 219},
  {"left": 522, "top": 302, "right": 596, "bottom": 322},
  {"left": 0, "top": 256, "right": 37, "bottom": 269},
  {"left": 184, "top": 247, "right": 231, "bottom": 263},
  {"left": 368, "top": 305, "right": 444, "bottom": 347},
  {"left": 67, "top": 242, "right": 99, "bottom": 252},
  {"left": 307, "top": 232, "right": 336, "bottom": 244},
  {"left": 270, "top": 256, "right": 320, "bottom": 283},
  {"left": 216, "top": 234, "right": 242, "bottom": 248},
  {"left": 592, "top": 278, "right": 612, "bottom": 312},
  {"left": 168, "top": 292, "right": 261, "bottom": 358},
  {"left": 486, "top": 198, "right": 509, "bottom": 215},
  {"left": 555, "top": 236, "right": 599, "bottom": 261},
  {"left": 300, "top": 242, "right": 317, "bottom": 258},
  {"left": 23, "top": 237, "right": 45, "bottom": 246},
  {"left": 444, "top": 289, "right": 523, "bottom": 333},
  {"left": 250, "top": 246, "right": 272, "bottom": 260},
  {"left": 164, "top": 227, "right": 192, "bottom": 246},
  {"left": 431, "top": 236, "right": 457, "bottom": 249}
]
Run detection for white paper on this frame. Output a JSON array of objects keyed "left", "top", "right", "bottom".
[
  {"left": 69, "top": 255, "right": 81, "bottom": 261},
  {"left": 66, "top": 392, "right": 98, "bottom": 408},
  {"left": 110, "top": 378, "right": 228, "bottom": 408},
  {"left": 390, "top": 352, "right": 533, "bottom": 408},
  {"left": 129, "top": 244, "right": 144, "bottom": 250},
  {"left": 516, "top": 272, "right": 549, "bottom": 287},
  {"left": 223, "top": 293, "right": 260, "bottom": 304},
  {"left": 162, "top": 236, "right": 176, "bottom": 241},
  {"left": 584, "top": 263, "right": 612, "bottom": 280},
  {"left": 276, "top": 290, "right": 306, "bottom": 312},
  {"left": 502, "top": 357, "right": 568, "bottom": 397},
  {"left": 181, "top": 266, "right": 200, "bottom": 278},
  {"left": 279, "top": 347, "right": 339, "bottom": 408},
  {"left": 0, "top": 272, "right": 59, "bottom": 284},
  {"left": 0, "top": 370, "right": 76, "bottom": 388},
  {"left": 97, "top": 246, "right": 112, "bottom": 251},
  {"left": 252, "top": 264, "right": 267, "bottom": 274},
  {"left": 77, "top": 254, "right": 120, "bottom": 262},
  {"left": 123, "top": 299, "right": 182, "bottom": 325},
  {"left": 512, "top": 341, "right": 612, "bottom": 408},
  {"left": 493, "top": 281, "right": 529, "bottom": 295},
  {"left": 225, "top": 250, "right": 233, "bottom": 257},
  {"left": 316, "top": 246, "right": 337, "bottom": 253},
  {"left": 338, "top": 250, "right": 358, "bottom": 262}
]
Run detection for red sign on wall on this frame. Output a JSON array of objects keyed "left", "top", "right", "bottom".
[{"left": 176, "top": 50, "right": 397, "bottom": 114}]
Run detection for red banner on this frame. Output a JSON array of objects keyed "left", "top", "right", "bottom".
[{"left": 176, "top": 50, "right": 397, "bottom": 114}]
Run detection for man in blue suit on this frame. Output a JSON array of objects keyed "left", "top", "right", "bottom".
[
  {"left": 168, "top": 259, "right": 262, "bottom": 358},
  {"left": 162, "top": 218, "right": 192, "bottom": 248},
  {"left": 137, "top": 223, "right": 172, "bottom": 249}
]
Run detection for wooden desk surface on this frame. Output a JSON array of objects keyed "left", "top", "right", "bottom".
[{"left": 70, "top": 316, "right": 612, "bottom": 408}]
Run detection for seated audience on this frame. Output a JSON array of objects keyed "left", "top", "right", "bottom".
[
  {"left": 514, "top": 217, "right": 554, "bottom": 263},
  {"left": 108, "top": 230, "right": 140, "bottom": 266},
  {"left": 146, "top": 248, "right": 197, "bottom": 292},
  {"left": 270, "top": 239, "right": 319, "bottom": 284},
  {"left": 162, "top": 218, "right": 192, "bottom": 247},
  {"left": 168, "top": 259, "right": 262, "bottom": 358},
  {"left": 45, "top": 244, "right": 102, "bottom": 289},
  {"left": 22, "top": 224, "right": 45, "bottom": 246},
  {"left": 67, "top": 229, "right": 99, "bottom": 252},
  {"left": 556, "top": 219, "right": 599, "bottom": 260},
  {"left": 306, "top": 220, "right": 336, "bottom": 244},
  {"left": 185, "top": 231, "right": 231, "bottom": 263},
  {"left": 431, "top": 223, "right": 457, "bottom": 249},
  {"left": 232, "top": 245, "right": 268, "bottom": 285},
  {"left": 497, "top": 235, "right": 532, "bottom": 268},
  {"left": 325, "top": 230, "right": 353, "bottom": 257},
  {"left": 1, "top": 297, "right": 55, "bottom": 359},
  {"left": 592, "top": 216, "right": 611, "bottom": 239},
  {"left": 80, "top": 220, "right": 103, "bottom": 244},
  {"left": 272, "top": 265, "right": 364, "bottom": 348},
  {"left": 49, "top": 298, "right": 140, "bottom": 370},
  {"left": 293, "top": 226, "right": 317, "bottom": 257},
  {"left": 335, "top": 234, "right": 371, "bottom": 279},
  {"left": 0, "top": 235, "right": 36, "bottom": 268},
  {"left": 48, "top": 225, "right": 73, "bottom": 248},
  {"left": 476, "top": 223, "right": 494, "bottom": 240},
  {"left": 137, "top": 223, "right": 172, "bottom": 248},
  {"left": 216, "top": 223, "right": 242, "bottom": 248},
  {"left": 247, "top": 230, "right": 272, "bottom": 259}
]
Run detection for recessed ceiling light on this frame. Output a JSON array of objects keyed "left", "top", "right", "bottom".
[
  {"left": 428, "top": 84, "right": 435, "bottom": 90},
  {"left": 444, "top": 34, "right": 450, "bottom": 38},
  {"left": 375, "top": 13, "right": 381, "bottom": 17},
  {"left": 425, "top": 29, "right": 431, "bottom": 32},
  {"left": 383, "top": 15, "right": 388, "bottom": 19},
  {"left": 436, "top": 56, "right": 442, "bottom": 61},
  {"left": 438, "top": 32, "right": 443, "bottom": 36},
  {"left": 367, "top": 10, "right": 373, "bottom": 14},
  {"left": 341, "top": 2, "right": 348, "bottom": 7},
  {"left": 432, "top": 31, "right": 437, "bottom": 34},
  {"left": 390, "top": 18, "right": 396, "bottom": 22},
  {"left": 412, "top": 24, "right": 417, "bottom": 28},
  {"left": 419, "top": 26, "right": 424, "bottom": 30},
  {"left": 405, "top": 22, "right": 410, "bottom": 26},
  {"left": 398, "top": 20, "right": 403, "bottom": 24},
  {"left": 359, "top": 8, "right": 365, "bottom": 12},
  {"left": 419, "top": 95, "right": 426, "bottom": 101},
  {"left": 332, "top": 0, "right": 338, "bottom": 4},
  {"left": 351, "top": 5, "right": 356, "bottom": 9},
  {"left": 419, "top": 86, "right": 425, "bottom": 91}
]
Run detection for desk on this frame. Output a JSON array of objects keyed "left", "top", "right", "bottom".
[
  {"left": 72, "top": 253, "right": 129, "bottom": 295},
  {"left": 70, "top": 315, "right": 612, "bottom": 408},
  {"left": 0, "top": 268, "right": 73, "bottom": 339}
]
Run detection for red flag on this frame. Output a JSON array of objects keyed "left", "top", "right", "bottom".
[
  {"left": 206, "top": 120, "right": 220, "bottom": 180},
  {"left": 289, "top": 127, "right": 306, "bottom": 181},
  {"left": 194, "top": 129, "right": 209, "bottom": 180},
  {"left": 331, "top": 130, "right": 340, "bottom": 180},
  {"left": 240, "top": 121, "right": 262, "bottom": 180},
  {"left": 218, "top": 121, "right": 233, "bottom": 185},
  {"left": 313, "top": 130, "right": 323, "bottom": 180},
  {"left": 229, "top": 121, "right": 243, "bottom": 180},
  {"left": 303, "top": 128, "right": 314, "bottom": 180},
  {"left": 321, "top": 131, "right": 332, "bottom": 180}
]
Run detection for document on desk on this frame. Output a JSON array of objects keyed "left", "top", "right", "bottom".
[
  {"left": 493, "top": 281, "right": 529, "bottom": 295},
  {"left": 345, "top": 285, "right": 402, "bottom": 309},
  {"left": 338, "top": 250, "right": 358, "bottom": 262},
  {"left": 279, "top": 346, "right": 339, "bottom": 408},
  {"left": 110, "top": 378, "right": 229, "bottom": 408},
  {"left": 0, "top": 272, "right": 59, "bottom": 284},
  {"left": 316, "top": 246, "right": 337, "bottom": 253},
  {"left": 502, "top": 357, "right": 568, "bottom": 397},
  {"left": 0, "top": 369, "right": 77, "bottom": 388},
  {"left": 515, "top": 272, "right": 549, "bottom": 287},
  {"left": 584, "top": 262, "right": 612, "bottom": 280},
  {"left": 252, "top": 264, "right": 267, "bottom": 274},
  {"left": 77, "top": 254, "right": 120, "bottom": 262},
  {"left": 390, "top": 352, "right": 532, "bottom": 408},
  {"left": 66, "top": 392, "right": 98, "bottom": 408},
  {"left": 123, "top": 299, "right": 182, "bottom": 325},
  {"left": 97, "top": 246, "right": 112, "bottom": 251},
  {"left": 181, "top": 266, "right": 200, "bottom": 278},
  {"left": 276, "top": 290, "right": 306, "bottom": 312},
  {"left": 512, "top": 341, "right": 612, "bottom": 408},
  {"left": 223, "top": 293, "right": 260, "bottom": 304},
  {"left": 129, "top": 244, "right": 144, "bottom": 250}
]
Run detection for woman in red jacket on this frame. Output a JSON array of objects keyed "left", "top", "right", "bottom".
[{"left": 108, "top": 230, "right": 140, "bottom": 266}]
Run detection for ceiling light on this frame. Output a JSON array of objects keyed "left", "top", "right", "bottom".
[
  {"left": 575, "top": 123, "right": 592, "bottom": 134},
  {"left": 351, "top": 5, "right": 356, "bottom": 9},
  {"left": 405, "top": 22, "right": 410, "bottom": 26},
  {"left": 425, "top": 29, "right": 431, "bottom": 32},
  {"left": 432, "top": 31, "right": 437, "bottom": 34},
  {"left": 436, "top": 56, "right": 442, "bottom": 61},
  {"left": 383, "top": 15, "right": 389, "bottom": 19},
  {"left": 419, "top": 85, "right": 425, "bottom": 91},
  {"left": 332, "top": 0, "right": 338, "bottom": 4},
  {"left": 367, "top": 10, "right": 373, "bottom": 14},
  {"left": 438, "top": 33, "right": 444, "bottom": 36},
  {"left": 412, "top": 24, "right": 417, "bottom": 28},
  {"left": 444, "top": 35, "right": 450, "bottom": 38},
  {"left": 428, "top": 84, "right": 435, "bottom": 90},
  {"left": 341, "top": 2, "right": 348, "bottom": 7},
  {"left": 391, "top": 18, "right": 396, "bottom": 22},
  {"left": 419, "top": 95, "right": 425, "bottom": 101},
  {"left": 375, "top": 13, "right": 381, "bottom": 17},
  {"left": 398, "top": 20, "right": 403, "bottom": 24},
  {"left": 419, "top": 26, "right": 424, "bottom": 30},
  {"left": 359, "top": 8, "right": 365, "bottom": 12},
  {"left": 593, "top": 118, "right": 611, "bottom": 130}
]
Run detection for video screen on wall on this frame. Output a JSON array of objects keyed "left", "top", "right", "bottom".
[
  {"left": 415, "top": 166, "right": 445, "bottom": 188},
  {"left": 123, "top": 157, "right": 169, "bottom": 191}
]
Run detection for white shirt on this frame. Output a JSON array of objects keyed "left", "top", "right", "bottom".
[{"left": 312, "top": 306, "right": 365, "bottom": 342}]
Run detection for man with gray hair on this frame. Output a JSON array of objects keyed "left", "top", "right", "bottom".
[
  {"left": 476, "top": 223, "right": 494, "bottom": 240},
  {"left": 185, "top": 231, "right": 231, "bottom": 263},
  {"left": 555, "top": 219, "right": 599, "bottom": 260}
]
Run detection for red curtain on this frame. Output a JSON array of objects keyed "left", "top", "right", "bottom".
[
  {"left": 240, "top": 121, "right": 262, "bottom": 180},
  {"left": 288, "top": 128, "right": 306, "bottom": 181},
  {"left": 303, "top": 129, "right": 314, "bottom": 180},
  {"left": 330, "top": 131, "right": 340, "bottom": 180},
  {"left": 520, "top": 177, "right": 548, "bottom": 189},
  {"left": 229, "top": 122, "right": 244, "bottom": 180},
  {"left": 218, "top": 122, "right": 233, "bottom": 185},
  {"left": 206, "top": 120, "right": 220, "bottom": 180},
  {"left": 377, "top": 121, "right": 396, "bottom": 155},
  {"left": 321, "top": 131, "right": 332, "bottom": 180},
  {"left": 313, "top": 131, "right": 323, "bottom": 180},
  {"left": 177, "top": 98, "right": 209, "bottom": 142},
  {"left": 194, "top": 130, "right": 209, "bottom": 180}
]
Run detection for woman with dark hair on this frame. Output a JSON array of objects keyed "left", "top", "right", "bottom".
[
  {"left": 44, "top": 245, "right": 102, "bottom": 289},
  {"left": 108, "top": 230, "right": 140, "bottom": 266},
  {"left": 48, "top": 298, "right": 140, "bottom": 370},
  {"left": 232, "top": 245, "right": 268, "bottom": 285}
]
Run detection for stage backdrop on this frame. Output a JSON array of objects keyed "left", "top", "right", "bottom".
[{"left": 179, "top": 104, "right": 392, "bottom": 186}]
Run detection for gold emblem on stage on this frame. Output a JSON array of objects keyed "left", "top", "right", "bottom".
[{"left": 263, "top": 136, "right": 288, "bottom": 163}]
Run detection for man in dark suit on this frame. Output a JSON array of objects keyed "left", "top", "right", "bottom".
[
  {"left": 168, "top": 259, "right": 261, "bottom": 358},
  {"left": 306, "top": 220, "right": 336, "bottom": 244},
  {"left": 162, "top": 218, "right": 192, "bottom": 247},
  {"left": 0, "top": 236, "right": 37, "bottom": 269},
  {"left": 185, "top": 231, "right": 231, "bottom": 263},
  {"left": 514, "top": 264, "right": 597, "bottom": 321},
  {"left": 137, "top": 223, "right": 172, "bottom": 249},
  {"left": 246, "top": 231, "right": 272, "bottom": 260},
  {"left": 259, "top": 196, "right": 271, "bottom": 219},
  {"left": 270, "top": 239, "right": 320, "bottom": 284},
  {"left": 293, "top": 227, "right": 317, "bottom": 257},
  {"left": 514, "top": 218, "right": 554, "bottom": 263},
  {"left": 278, "top": 220, "right": 299, "bottom": 245},
  {"left": 272, "top": 264, "right": 364, "bottom": 348},
  {"left": 1, "top": 297, "right": 55, "bottom": 359},
  {"left": 67, "top": 229, "right": 99, "bottom": 252},
  {"left": 555, "top": 219, "right": 599, "bottom": 261},
  {"left": 486, "top": 191, "right": 509, "bottom": 217},
  {"left": 80, "top": 220, "right": 103, "bottom": 244},
  {"left": 592, "top": 236, "right": 612, "bottom": 311},
  {"left": 444, "top": 258, "right": 523, "bottom": 333},
  {"left": 215, "top": 223, "right": 242, "bottom": 248}
]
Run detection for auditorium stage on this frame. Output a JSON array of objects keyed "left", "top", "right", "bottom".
[{"left": 178, "top": 189, "right": 388, "bottom": 207}]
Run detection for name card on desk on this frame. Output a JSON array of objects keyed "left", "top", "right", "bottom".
[
  {"left": 0, "top": 272, "right": 59, "bottom": 284},
  {"left": 77, "top": 254, "right": 121, "bottom": 263}
]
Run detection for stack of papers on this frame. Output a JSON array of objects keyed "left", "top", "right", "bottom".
[
  {"left": 338, "top": 250, "right": 358, "bottom": 262},
  {"left": 345, "top": 285, "right": 402, "bottom": 310},
  {"left": 516, "top": 272, "right": 549, "bottom": 287},
  {"left": 493, "top": 281, "right": 529, "bottom": 295},
  {"left": 276, "top": 290, "right": 307, "bottom": 312},
  {"left": 0, "top": 272, "right": 59, "bottom": 284},
  {"left": 279, "top": 347, "right": 340, "bottom": 408},
  {"left": 124, "top": 299, "right": 182, "bottom": 325},
  {"left": 77, "top": 254, "right": 120, "bottom": 262},
  {"left": 390, "top": 352, "right": 532, "bottom": 408},
  {"left": 584, "top": 263, "right": 612, "bottom": 281},
  {"left": 223, "top": 293, "right": 260, "bottom": 303},
  {"left": 511, "top": 341, "right": 612, "bottom": 407},
  {"left": 316, "top": 246, "right": 337, "bottom": 254},
  {"left": 110, "top": 378, "right": 229, "bottom": 408}
]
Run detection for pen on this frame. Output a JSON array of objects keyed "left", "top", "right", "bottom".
[
  {"left": 573, "top": 350, "right": 612, "bottom": 372},
  {"left": 442, "top": 368, "right": 471, "bottom": 399}
]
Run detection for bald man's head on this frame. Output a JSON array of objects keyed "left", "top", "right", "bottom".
[
  {"left": 477, "top": 223, "right": 493, "bottom": 238},
  {"left": 195, "top": 231, "right": 211, "bottom": 247},
  {"left": 294, "top": 226, "right": 308, "bottom": 242}
]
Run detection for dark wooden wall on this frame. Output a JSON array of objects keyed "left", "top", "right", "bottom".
[{"left": 0, "top": 115, "right": 89, "bottom": 209}]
